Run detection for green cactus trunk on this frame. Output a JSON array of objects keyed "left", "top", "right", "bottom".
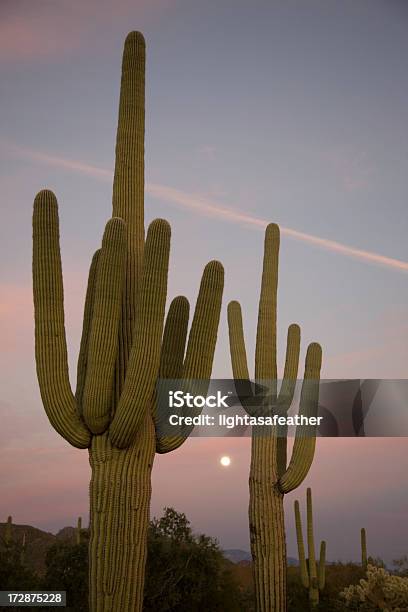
[
  {"left": 308, "top": 582, "right": 319, "bottom": 608},
  {"left": 89, "top": 425, "right": 154, "bottom": 610},
  {"left": 249, "top": 432, "right": 286, "bottom": 611},
  {"left": 86, "top": 31, "right": 149, "bottom": 611}
]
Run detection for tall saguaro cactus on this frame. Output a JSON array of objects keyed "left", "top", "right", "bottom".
[
  {"left": 32, "top": 32, "right": 224, "bottom": 612},
  {"left": 228, "top": 224, "right": 322, "bottom": 612},
  {"left": 294, "top": 488, "right": 326, "bottom": 608}
]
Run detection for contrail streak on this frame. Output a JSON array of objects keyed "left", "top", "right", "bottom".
[
  {"left": 147, "top": 184, "right": 408, "bottom": 272},
  {"left": 7, "top": 142, "right": 408, "bottom": 272}
]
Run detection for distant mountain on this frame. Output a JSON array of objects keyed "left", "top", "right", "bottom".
[
  {"left": 223, "top": 549, "right": 252, "bottom": 563},
  {"left": 287, "top": 557, "right": 299, "bottom": 566},
  {"left": 0, "top": 521, "right": 87, "bottom": 575},
  {"left": 2, "top": 522, "right": 301, "bottom": 576},
  {"left": 0, "top": 522, "right": 55, "bottom": 574},
  {"left": 223, "top": 549, "right": 299, "bottom": 566}
]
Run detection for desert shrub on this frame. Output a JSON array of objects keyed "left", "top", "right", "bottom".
[
  {"left": 42, "top": 541, "right": 88, "bottom": 611},
  {"left": 340, "top": 564, "right": 408, "bottom": 611},
  {"left": 144, "top": 507, "right": 245, "bottom": 611},
  {"left": 0, "top": 537, "right": 39, "bottom": 591}
]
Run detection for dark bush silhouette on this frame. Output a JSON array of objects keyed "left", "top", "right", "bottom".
[
  {"left": 0, "top": 510, "right": 246, "bottom": 611},
  {"left": 144, "top": 507, "right": 245, "bottom": 611},
  {"left": 42, "top": 539, "right": 89, "bottom": 611},
  {"left": 0, "top": 538, "right": 38, "bottom": 591}
]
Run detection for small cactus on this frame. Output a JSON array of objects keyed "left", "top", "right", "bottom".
[
  {"left": 5, "top": 516, "right": 12, "bottom": 544},
  {"left": 21, "top": 531, "right": 26, "bottom": 564},
  {"left": 361, "top": 527, "right": 368, "bottom": 570},
  {"left": 294, "top": 488, "right": 326, "bottom": 608},
  {"left": 76, "top": 517, "right": 82, "bottom": 545}
]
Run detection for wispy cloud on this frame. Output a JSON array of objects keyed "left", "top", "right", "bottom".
[
  {"left": 146, "top": 184, "right": 408, "bottom": 272},
  {"left": 6, "top": 144, "right": 113, "bottom": 180},
  {"left": 5, "top": 142, "right": 408, "bottom": 273}
]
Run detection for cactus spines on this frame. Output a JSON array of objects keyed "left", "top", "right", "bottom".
[
  {"left": 32, "top": 32, "right": 224, "bottom": 612},
  {"left": 294, "top": 488, "right": 326, "bottom": 608},
  {"left": 227, "top": 224, "right": 322, "bottom": 612},
  {"left": 361, "top": 527, "right": 368, "bottom": 570}
]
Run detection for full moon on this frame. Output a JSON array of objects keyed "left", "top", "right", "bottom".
[{"left": 220, "top": 456, "right": 231, "bottom": 467}]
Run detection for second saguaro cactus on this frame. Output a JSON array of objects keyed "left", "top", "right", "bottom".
[
  {"left": 228, "top": 224, "right": 322, "bottom": 611},
  {"left": 32, "top": 33, "right": 224, "bottom": 612},
  {"left": 294, "top": 488, "right": 326, "bottom": 608}
]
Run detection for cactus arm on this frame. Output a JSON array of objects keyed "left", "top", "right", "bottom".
[
  {"left": 294, "top": 500, "right": 310, "bottom": 588},
  {"left": 33, "top": 190, "right": 91, "bottom": 449},
  {"left": 227, "top": 300, "right": 250, "bottom": 380},
  {"left": 156, "top": 261, "right": 224, "bottom": 453},
  {"left": 112, "top": 31, "right": 145, "bottom": 282},
  {"left": 75, "top": 250, "right": 100, "bottom": 414},
  {"left": 158, "top": 296, "right": 190, "bottom": 379},
  {"left": 277, "top": 342, "right": 322, "bottom": 494},
  {"left": 361, "top": 527, "right": 368, "bottom": 570},
  {"left": 155, "top": 296, "right": 189, "bottom": 453},
  {"left": 182, "top": 261, "right": 224, "bottom": 380},
  {"left": 318, "top": 540, "right": 326, "bottom": 590},
  {"left": 307, "top": 488, "right": 317, "bottom": 581},
  {"left": 82, "top": 219, "right": 127, "bottom": 434},
  {"left": 277, "top": 323, "right": 301, "bottom": 409},
  {"left": 277, "top": 323, "right": 301, "bottom": 477},
  {"left": 228, "top": 300, "right": 263, "bottom": 417},
  {"left": 255, "top": 223, "right": 279, "bottom": 399},
  {"left": 109, "top": 219, "right": 171, "bottom": 448}
]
